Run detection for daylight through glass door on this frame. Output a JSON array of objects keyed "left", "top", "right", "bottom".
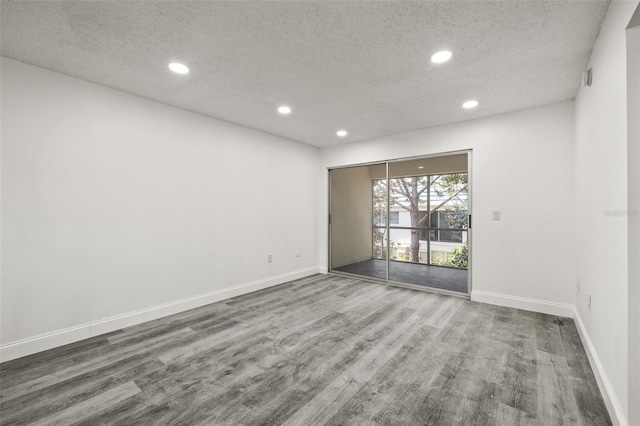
[
  {"left": 330, "top": 152, "right": 470, "bottom": 294},
  {"left": 374, "top": 173, "right": 468, "bottom": 269}
]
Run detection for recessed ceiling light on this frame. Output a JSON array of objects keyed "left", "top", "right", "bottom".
[
  {"left": 168, "top": 62, "right": 189, "bottom": 74},
  {"left": 418, "top": 166, "right": 424, "bottom": 169},
  {"left": 462, "top": 100, "right": 479, "bottom": 109},
  {"left": 336, "top": 130, "right": 348, "bottom": 137},
  {"left": 278, "top": 106, "right": 292, "bottom": 115},
  {"left": 430, "top": 50, "right": 452, "bottom": 64}
]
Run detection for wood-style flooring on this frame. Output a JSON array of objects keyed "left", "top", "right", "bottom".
[{"left": 0, "top": 274, "right": 611, "bottom": 425}]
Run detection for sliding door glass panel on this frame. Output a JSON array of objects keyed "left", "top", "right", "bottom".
[
  {"left": 387, "top": 155, "right": 469, "bottom": 293},
  {"left": 330, "top": 163, "right": 386, "bottom": 280},
  {"left": 429, "top": 173, "right": 469, "bottom": 269},
  {"left": 330, "top": 153, "right": 470, "bottom": 294}
]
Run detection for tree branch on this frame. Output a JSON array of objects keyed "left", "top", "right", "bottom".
[
  {"left": 390, "top": 199, "right": 411, "bottom": 212},
  {"left": 429, "top": 184, "right": 468, "bottom": 213}
]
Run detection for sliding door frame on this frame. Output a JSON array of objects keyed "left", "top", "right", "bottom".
[
  {"left": 385, "top": 161, "right": 391, "bottom": 282},
  {"left": 328, "top": 149, "right": 472, "bottom": 297}
]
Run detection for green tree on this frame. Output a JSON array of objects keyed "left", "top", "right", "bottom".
[{"left": 446, "top": 242, "right": 468, "bottom": 268}]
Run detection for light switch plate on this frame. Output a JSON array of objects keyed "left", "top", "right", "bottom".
[{"left": 492, "top": 210, "right": 501, "bottom": 220}]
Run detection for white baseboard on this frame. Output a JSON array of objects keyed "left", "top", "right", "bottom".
[
  {"left": 0, "top": 267, "right": 323, "bottom": 363},
  {"left": 470, "top": 290, "right": 574, "bottom": 318},
  {"left": 573, "top": 309, "right": 627, "bottom": 426}
]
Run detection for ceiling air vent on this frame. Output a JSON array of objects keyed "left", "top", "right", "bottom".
[{"left": 583, "top": 67, "right": 593, "bottom": 87}]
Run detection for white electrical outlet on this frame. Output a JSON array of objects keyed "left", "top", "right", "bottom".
[
  {"left": 576, "top": 278, "right": 581, "bottom": 292},
  {"left": 588, "top": 294, "right": 592, "bottom": 310},
  {"left": 294, "top": 252, "right": 301, "bottom": 258},
  {"left": 267, "top": 254, "right": 273, "bottom": 263},
  {"left": 492, "top": 210, "right": 501, "bottom": 220}
]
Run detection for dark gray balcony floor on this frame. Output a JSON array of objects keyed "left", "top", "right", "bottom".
[{"left": 333, "top": 258, "right": 468, "bottom": 293}]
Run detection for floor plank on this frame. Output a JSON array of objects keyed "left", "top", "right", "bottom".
[{"left": 28, "top": 381, "right": 141, "bottom": 426}]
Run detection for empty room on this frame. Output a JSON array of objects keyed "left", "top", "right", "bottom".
[{"left": 1, "top": 1, "right": 638, "bottom": 425}]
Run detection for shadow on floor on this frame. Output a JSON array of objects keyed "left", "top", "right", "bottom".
[{"left": 333, "top": 258, "right": 468, "bottom": 293}]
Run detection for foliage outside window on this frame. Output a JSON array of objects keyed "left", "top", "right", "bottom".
[{"left": 372, "top": 173, "right": 468, "bottom": 269}]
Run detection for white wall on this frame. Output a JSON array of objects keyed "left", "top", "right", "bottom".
[
  {"left": 573, "top": 1, "right": 639, "bottom": 425},
  {"left": 319, "top": 101, "right": 576, "bottom": 316},
  {"left": 0, "top": 58, "right": 320, "bottom": 360}
]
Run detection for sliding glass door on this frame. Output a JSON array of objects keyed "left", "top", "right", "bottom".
[{"left": 330, "top": 152, "right": 471, "bottom": 294}]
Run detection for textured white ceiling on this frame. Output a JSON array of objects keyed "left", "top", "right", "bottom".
[{"left": 1, "top": 1, "right": 609, "bottom": 147}]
